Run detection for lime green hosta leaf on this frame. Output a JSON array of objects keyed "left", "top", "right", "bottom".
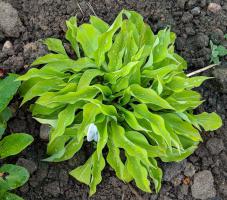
[
  {"left": 94, "top": 11, "right": 123, "bottom": 67},
  {"left": 194, "top": 112, "right": 222, "bottom": 131},
  {"left": 90, "top": 16, "right": 109, "bottom": 33},
  {"left": 118, "top": 106, "right": 146, "bottom": 131},
  {"left": 70, "top": 156, "right": 93, "bottom": 185},
  {"left": 153, "top": 28, "right": 171, "bottom": 63},
  {"left": 142, "top": 64, "right": 178, "bottom": 79},
  {"left": 125, "top": 131, "right": 165, "bottom": 158},
  {"left": 44, "top": 38, "right": 67, "bottom": 55},
  {"left": 107, "top": 25, "right": 126, "bottom": 72},
  {"left": 130, "top": 84, "right": 174, "bottom": 110},
  {"left": 166, "top": 90, "right": 202, "bottom": 112},
  {"left": 88, "top": 99, "right": 118, "bottom": 121},
  {"left": 107, "top": 134, "right": 131, "bottom": 182},
  {"left": 166, "top": 76, "right": 211, "bottom": 92},
  {"left": 70, "top": 151, "right": 105, "bottom": 196},
  {"left": 49, "top": 104, "right": 79, "bottom": 143},
  {"left": 110, "top": 121, "right": 149, "bottom": 162},
  {"left": 161, "top": 113, "right": 202, "bottom": 142},
  {"left": 105, "top": 61, "right": 139, "bottom": 84},
  {"left": 0, "top": 74, "right": 20, "bottom": 113},
  {"left": 77, "top": 69, "right": 104, "bottom": 90},
  {"left": 0, "top": 133, "right": 33, "bottom": 159},
  {"left": 77, "top": 24, "right": 101, "bottom": 58},
  {"left": 65, "top": 16, "right": 80, "bottom": 58},
  {"left": 21, "top": 78, "right": 65, "bottom": 105},
  {"left": 96, "top": 119, "right": 108, "bottom": 157},
  {"left": 147, "top": 158, "right": 162, "bottom": 192},
  {"left": 133, "top": 104, "right": 172, "bottom": 148},
  {"left": 0, "top": 164, "right": 29, "bottom": 190},
  {"left": 126, "top": 153, "right": 151, "bottom": 193},
  {"left": 160, "top": 145, "right": 198, "bottom": 162},
  {"left": 31, "top": 53, "right": 69, "bottom": 66},
  {"left": 37, "top": 86, "right": 99, "bottom": 107},
  {"left": 18, "top": 67, "right": 65, "bottom": 81}
]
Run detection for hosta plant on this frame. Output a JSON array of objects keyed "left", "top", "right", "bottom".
[
  {"left": 0, "top": 74, "right": 33, "bottom": 200},
  {"left": 18, "top": 10, "right": 222, "bottom": 195}
]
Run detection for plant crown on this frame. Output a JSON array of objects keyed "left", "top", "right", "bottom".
[{"left": 18, "top": 10, "right": 222, "bottom": 195}]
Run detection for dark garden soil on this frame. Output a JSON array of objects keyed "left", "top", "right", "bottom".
[{"left": 1, "top": 0, "right": 227, "bottom": 199}]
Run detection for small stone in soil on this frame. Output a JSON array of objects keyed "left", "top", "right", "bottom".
[
  {"left": 2, "top": 41, "right": 14, "bottom": 55},
  {"left": 191, "top": 170, "right": 216, "bottom": 200},
  {"left": 206, "top": 138, "right": 224, "bottom": 155},
  {"left": 208, "top": 3, "right": 222, "bottom": 13},
  {"left": 17, "top": 158, "right": 37, "bottom": 175},
  {"left": 184, "top": 162, "right": 196, "bottom": 177},
  {"left": 191, "top": 7, "right": 201, "bottom": 16},
  {"left": 40, "top": 124, "right": 50, "bottom": 141}
]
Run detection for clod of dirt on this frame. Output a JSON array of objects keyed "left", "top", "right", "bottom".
[
  {"left": 23, "top": 41, "right": 48, "bottom": 64},
  {"left": 206, "top": 138, "right": 224, "bottom": 155},
  {"left": 191, "top": 170, "right": 216, "bottom": 200},
  {"left": 40, "top": 124, "right": 50, "bottom": 141},
  {"left": 195, "top": 33, "right": 209, "bottom": 48},
  {"left": 162, "top": 160, "right": 186, "bottom": 182},
  {"left": 187, "top": 0, "right": 197, "bottom": 9},
  {"left": 177, "top": 185, "right": 189, "bottom": 199},
  {"left": 17, "top": 158, "right": 38, "bottom": 175},
  {"left": 219, "top": 183, "right": 227, "bottom": 197},
  {"left": 177, "top": 0, "right": 187, "bottom": 9},
  {"left": 2, "top": 41, "right": 14, "bottom": 56},
  {"left": 208, "top": 3, "right": 222, "bottom": 13},
  {"left": 0, "top": 1, "right": 24, "bottom": 37},
  {"left": 213, "top": 66, "right": 227, "bottom": 93},
  {"left": 210, "top": 28, "right": 225, "bottom": 44},
  {"left": 181, "top": 12, "right": 193, "bottom": 23},
  {"left": 44, "top": 181, "right": 61, "bottom": 197},
  {"left": 3, "top": 55, "right": 24, "bottom": 72}
]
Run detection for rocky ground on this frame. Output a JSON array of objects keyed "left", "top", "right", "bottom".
[{"left": 0, "top": 0, "right": 227, "bottom": 199}]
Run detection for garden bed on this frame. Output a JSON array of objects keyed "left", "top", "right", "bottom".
[{"left": 1, "top": 0, "right": 227, "bottom": 199}]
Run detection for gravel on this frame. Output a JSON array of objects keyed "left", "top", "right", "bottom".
[
  {"left": 191, "top": 170, "right": 216, "bottom": 200},
  {"left": 0, "top": 1, "right": 24, "bottom": 37}
]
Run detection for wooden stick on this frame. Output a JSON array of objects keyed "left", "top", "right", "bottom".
[{"left": 186, "top": 64, "right": 217, "bottom": 77}]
